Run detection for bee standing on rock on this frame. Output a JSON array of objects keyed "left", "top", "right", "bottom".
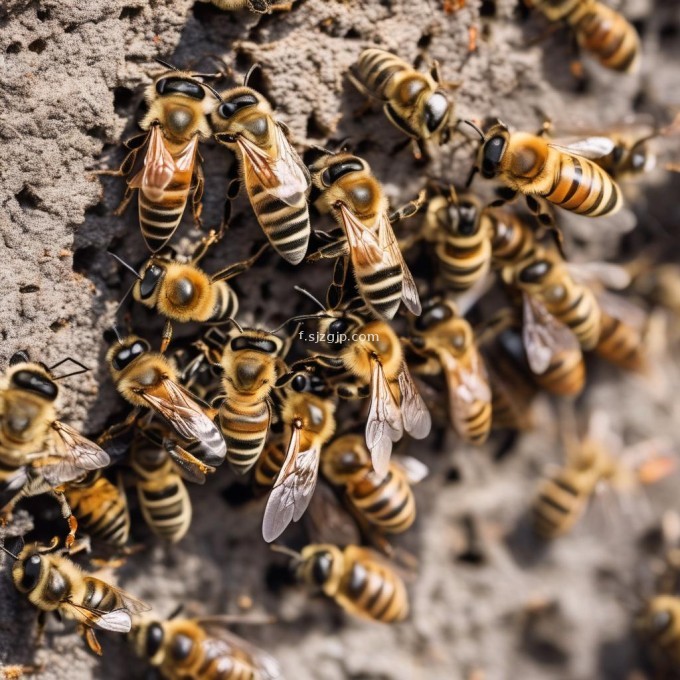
[
  {"left": 210, "top": 0, "right": 292, "bottom": 12},
  {"left": 349, "top": 48, "right": 455, "bottom": 156},
  {"left": 1, "top": 541, "right": 149, "bottom": 656},
  {"left": 308, "top": 153, "right": 424, "bottom": 319},
  {"left": 210, "top": 70, "right": 311, "bottom": 265},
  {"left": 526, "top": 0, "right": 641, "bottom": 74},
  {"left": 0, "top": 352, "right": 110, "bottom": 549},
  {"left": 104, "top": 63, "right": 219, "bottom": 252}
]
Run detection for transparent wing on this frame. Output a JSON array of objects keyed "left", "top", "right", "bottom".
[
  {"left": 164, "top": 441, "right": 214, "bottom": 484},
  {"left": 61, "top": 601, "right": 133, "bottom": 633},
  {"left": 566, "top": 261, "right": 632, "bottom": 290},
  {"left": 366, "top": 359, "right": 403, "bottom": 479},
  {"left": 522, "top": 293, "right": 580, "bottom": 375},
  {"left": 140, "top": 379, "right": 226, "bottom": 464},
  {"left": 304, "top": 482, "right": 362, "bottom": 546},
  {"left": 597, "top": 290, "right": 648, "bottom": 331},
  {"left": 128, "top": 126, "right": 177, "bottom": 201},
  {"left": 548, "top": 137, "right": 617, "bottom": 159},
  {"left": 397, "top": 364, "right": 431, "bottom": 440},
  {"left": 239, "top": 127, "right": 310, "bottom": 207},
  {"left": 36, "top": 422, "right": 110, "bottom": 487},
  {"left": 393, "top": 456, "right": 429, "bottom": 485},
  {"left": 338, "top": 203, "right": 384, "bottom": 267},
  {"left": 198, "top": 623, "right": 284, "bottom": 680},
  {"left": 262, "top": 426, "right": 320, "bottom": 542}
]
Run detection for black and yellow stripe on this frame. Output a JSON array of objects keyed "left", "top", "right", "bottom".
[
  {"left": 490, "top": 213, "right": 536, "bottom": 268},
  {"left": 456, "top": 400, "right": 492, "bottom": 444},
  {"left": 219, "top": 400, "right": 271, "bottom": 475},
  {"left": 355, "top": 48, "right": 408, "bottom": 99},
  {"left": 532, "top": 472, "right": 586, "bottom": 539},
  {"left": 209, "top": 282, "right": 239, "bottom": 324},
  {"left": 436, "top": 236, "right": 491, "bottom": 292},
  {"left": 355, "top": 265, "right": 403, "bottom": 320},
  {"left": 595, "top": 311, "right": 645, "bottom": 372},
  {"left": 533, "top": 349, "right": 586, "bottom": 396},
  {"left": 254, "top": 440, "right": 286, "bottom": 492}
]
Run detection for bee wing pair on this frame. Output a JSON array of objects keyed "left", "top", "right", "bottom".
[
  {"left": 29, "top": 422, "right": 110, "bottom": 487},
  {"left": 437, "top": 350, "right": 491, "bottom": 436},
  {"left": 338, "top": 205, "right": 422, "bottom": 317},
  {"left": 366, "top": 360, "right": 431, "bottom": 478},
  {"left": 522, "top": 293, "right": 581, "bottom": 375},
  {"left": 262, "top": 425, "right": 320, "bottom": 543},
  {"left": 139, "top": 378, "right": 226, "bottom": 471},
  {"left": 239, "top": 124, "right": 311, "bottom": 206},
  {"left": 129, "top": 126, "right": 198, "bottom": 202},
  {"left": 547, "top": 136, "right": 617, "bottom": 160},
  {"left": 194, "top": 620, "right": 283, "bottom": 680}
]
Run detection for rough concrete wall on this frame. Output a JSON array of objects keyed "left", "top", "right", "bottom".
[{"left": 1, "top": 0, "right": 680, "bottom": 678}]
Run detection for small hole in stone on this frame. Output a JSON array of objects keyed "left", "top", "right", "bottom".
[
  {"left": 37, "top": 7, "right": 51, "bottom": 21},
  {"left": 344, "top": 27, "right": 361, "bottom": 39},
  {"left": 73, "top": 246, "right": 99, "bottom": 274},
  {"left": 306, "top": 112, "right": 328, "bottom": 140},
  {"left": 446, "top": 466, "right": 461, "bottom": 483},
  {"left": 86, "top": 126, "right": 107, "bottom": 140},
  {"left": 480, "top": 0, "right": 496, "bottom": 17},
  {"left": 113, "top": 86, "right": 135, "bottom": 113},
  {"left": 6, "top": 42, "right": 21, "bottom": 54},
  {"left": 660, "top": 22, "right": 679, "bottom": 45},
  {"left": 19, "top": 285, "right": 40, "bottom": 294},
  {"left": 16, "top": 185, "right": 42, "bottom": 210},
  {"left": 119, "top": 6, "right": 143, "bottom": 20},
  {"left": 85, "top": 202, "right": 107, "bottom": 217},
  {"left": 50, "top": 319, "right": 68, "bottom": 332},
  {"left": 28, "top": 38, "right": 47, "bottom": 54}
]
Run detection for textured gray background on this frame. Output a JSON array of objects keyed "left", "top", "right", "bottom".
[{"left": 1, "top": 0, "right": 680, "bottom": 678}]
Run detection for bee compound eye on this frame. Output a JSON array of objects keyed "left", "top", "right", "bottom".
[
  {"left": 311, "top": 552, "right": 333, "bottom": 586},
  {"left": 19, "top": 555, "right": 42, "bottom": 591},
  {"left": 291, "top": 374, "right": 308, "bottom": 392},
  {"left": 424, "top": 92, "right": 449, "bottom": 133},
  {"left": 146, "top": 623, "right": 165, "bottom": 658},
  {"left": 170, "top": 633, "right": 194, "bottom": 661}
]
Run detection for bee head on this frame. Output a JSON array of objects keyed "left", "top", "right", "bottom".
[
  {"left": 423, "top": 91, "right": 451, "bottom": 135},
  {"left": 8, "top": 366, "right": 58, "bottom": 402},
  {"left": 108, "top": 336, "right": 151, "bottom": 372},
  {"left": 518, "top": 259, "right": 552, "bottom": 285},
  {"left": 480, "top": 132, "right": 508, "bottom": 179},
  {"left": 414, "top": 298, "right": 454, "bottom": 332}
]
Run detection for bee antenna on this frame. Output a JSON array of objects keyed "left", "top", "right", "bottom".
[
  {"left": 154, "top": 57, "right": 179, "bottom": 71},
  {"left": 465, "top": 165, "right": 479, "bottom": 188},
  {"left": 105, "top": 324, "right": 124, "bottom": 345},
  {"left": 244, "top": 64, "right": 260, "bottom": 88},
  {"left": 270, "top": 544, "right": 302, "bottom": 561},
  {"left": 0, "top": 542, "right": 19, "bottom": 561},
  {"left": 202, "top": 81, "right": 224, "bottom": 103},
  {"left": 457, "top": 119, "right": 485, "bottom": 142},
  {"left": 168, "top": 603, "right": 184, "bottom": 620},
  {"left": 108, "top": 251, "right": 143, "bottom": 281},
  {"left": 294, "top": 286, "right": 327, "bottom": 312},
  {"left": 226, "top": 318, "right": 244, "bottom": 334}
]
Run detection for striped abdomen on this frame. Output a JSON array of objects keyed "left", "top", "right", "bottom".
[
  {"left": 137, "top": 141, "right": 197, "bottom": 253},
  {"left": 253, "top": 441, "right": 286, "bottom": 492},
  {"left": 452, "top": 398, "right": 492, "bottom": 444},
  {"left": 348, "top": 467, "right": 415, "bottom": 534},
  {"left": 595, "top": 311, "right": 645, "bottom": 372},
  {"left": 571, "top": 1, "right": 640, "bottom": 73},
  {"left": 66, "top": 476, "right": 130, "bottom": 547},
  {"left": 544, "top": 284, "right": 602, "bottom": 350},
  {"left": 532, "top": 468, "right": 593, "bottom": 538},
  {"left": 195, "top": 643, "right": 259, "bottom": 680},
  {"left": 247, "top": 181, "right": 310, "bottom": 265},
  {"left": 82, "top": 577, "right": 129, "bottom": 612},
  {"left": 543, "top": 149, "right": 623, "bottom": 217},
  {"left": 490, "top": 213, "right": 535, "bottom": 268},
  {"left": 436, "top": 234, "right": 491, "bottom": 292},
  {"left": 337, "top": 550, "right": 409, "bottom": 622},
  {"left": 208, "top": 282, "right": 239, "bottom": 324},
  {"left": 132, "top": 448, "right": 191, "bottom": 543},
  {"left": 533, "top": 349, "right": 585, "bottom": 396},
  {"left": 354, "top": 48, "right": 408, "bottom": 99},
  {"left": 355, "top": 263, "right": 404, "bottom": 320},
  {"left": 219, "top": 399, "right": 271, "bottom": 474}
]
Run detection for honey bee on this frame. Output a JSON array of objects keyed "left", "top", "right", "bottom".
[
  {"left": 277, "top": 543, "right": 409, "bottom": 623},
  {"left": 295, "top": 301, "right": 431, "bottom": 478},
  {"left": 321, "top": 434, "right": 427, "bottom": 535},
  {"left": 308, "top": 152, "right": 423, "bottom": 319},
  {"left": 2, "top": 541, "right": 149, "bottom": 656},
  {"left": 209, "top": 326, "right": 287, "bottom": 476},
  {"left": 262, "top": 370, "right": 336, "bottom": 542},
  {"left": 527, "top": 0, "right": 640, "bottom": 74},
  {"left": 209, "top": 72, "right": 311, "bottom": 265},
  {"left": 405, "top": 298, "right": 493, "bottom": 444},
  {"left": 108, "top": 64, "right": 218, "bottom": 252},
  {"left": 253, "top": 438, "right": 287, "bottom": 493},
  {"left": 348, "top": 48, "right": 454, "bottom": 150},
  {"left": 636, "top": 596, "right": 680, "bottom": 668},
  {"left": 130, "top": 421, "right": 193, "bottom": 544},
  {"left": 106, "top": 334, "right": 226, "bottom": 474},
  {"left": 64, "top": 471, "right": 130, "bottom": 548},
  {"left": 468, "top": 120, "right": 624, "bottom": 218},
  {"left": 594, "top": 309, "right": 646, "bottom": 373},
  {"left": 508, "top": 246, "right": 601, "bottom": 350},
  {"left": 0, "top": 352, "right": 110, "bottom": 548},
  {"left": 209, "top": 0, "right": 292, "bottom": 12},
  {"left": 129, "top": 613, "right": 282, "bottom": 679}
]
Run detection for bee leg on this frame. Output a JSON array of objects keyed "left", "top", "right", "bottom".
[
  {"left": 50, "top": 489, "right": 78, "bottom": 552},
  {"left": 160, "top": 320, "right": 174, "bottom": 354},
  {"left": 191, "top": 164, "right": 205, "bottom": 229},
  {"left": 489, "top": 186, "right": 518, "bottom": 207},
  {"left": 191, "top": 228, "right": 225, "bottom": 264},
  {"left": 82, "top": 627, "right": 103, "bottom": 656},
  {"left": 389, "top": 189, "right": 427, "bottom": 223},
  {"left": 91, "top": 138, "right": 144, "bottom": 178},
  {"left": 346, "top": 70, "right": 382, "bottom": 115},
  {"left": 327, "top": 255, "right": 349, "bottom": 309},
  {"left": 429, "top": 59, "right": 462, "bottom": 91},
  {"left": 306, "top": 238, "right": 349, "bottom": 263},
  {"left": 270, "top": 0, "right": 294, "bottom": 10},
  {"left": 96, "top": 408, "right": 141, "bottom": 446},
  {"left": 211, "top": 241, "right": 270, "bottom": 283}
]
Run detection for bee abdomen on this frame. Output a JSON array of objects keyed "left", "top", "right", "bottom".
[
  {"left": 436, "top": 239, "right": 491, "bottom": 291},
  {"left": 254, "top": 443, "right": 287, "bottom": 491},
  {"left": 534, "top": 351, "right": 585, "bottom": 396},
  {"left": 357, "top": 266, "right": 403, "bottom": 319},
  {"left": 138, "top": 479, "right": 191, "bottom": 543},
  {"left": 138, "top": 179, "right": 192, "bottom": 252},
  {"left": 220, "top": 401, "right": 270, "bottom": 474},
  {"left": 210, "top": 283, "right": 239, "bottom": 324},
  {"left": 532, "top": 473, "right": 585, "bottom": 538},
  {"left": 545, "top": 153, "right": 622, "bottom": 217},
  {"left": 249, "top": 185, "right": 310, "bottom": 265},
  {"left": 552, "top": 289, "right": 602, "bottom": 350},
  {"left": 350, "top": 471, "right": 415, "bottom": 533},
  {"left": 595, "top": 312, "right": 645, "bottom": 372},
  {"left": 457, "top": 401, "right": 492, "bottom": 444},
  {"left": 355, "top": 49, "right": 407, "bottom": 97},
  {"left": 341, "top": 559, "right": 408, "bottom": 622}
]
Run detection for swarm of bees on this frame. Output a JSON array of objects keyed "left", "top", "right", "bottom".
[{"left": 2, "top": 0, "right": 680, "bottom": 677}]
